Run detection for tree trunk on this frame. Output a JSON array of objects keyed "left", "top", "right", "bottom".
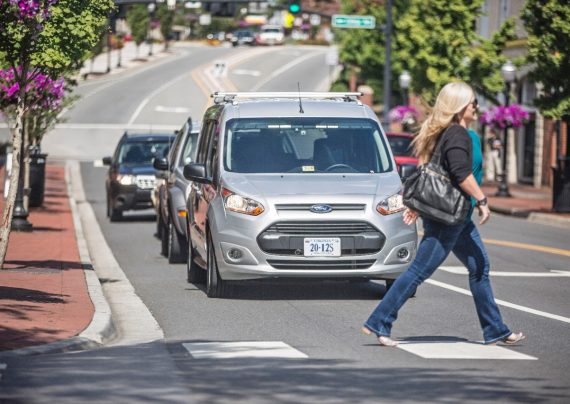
[
  {"left": 0, "top": 99, "right": 25, "bottom": 268},
  {"left": 23, "top": 114, "right": 30, "bottom": 211}
]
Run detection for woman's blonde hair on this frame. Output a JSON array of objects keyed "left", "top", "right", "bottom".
[{"left": 413, "top": 82, "right": 474, "bottom": 162}]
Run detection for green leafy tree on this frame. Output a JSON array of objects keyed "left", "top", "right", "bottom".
[
  {"left": 157, "top": 4, "right": 175, "bottom": 51},
  {"left": 393, "top": 0, "right": 515, "bottom": 103},
  {"left": 0, "top": 0, "right": 114, "bottom": 268},
  {"left": 127, "top": 4, "right": 150, "bottom": 57},
  {"left": 522, "top": 0, "right": 570, "bottom": 119},
  {"left": 336, "top": 0, "right": 515, "bottom": 106}
]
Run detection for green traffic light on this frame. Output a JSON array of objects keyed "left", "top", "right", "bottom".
[{"left": 289, "top": 4, "right": 300, "bottom": 13}]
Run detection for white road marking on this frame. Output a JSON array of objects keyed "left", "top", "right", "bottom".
[
  {"left": 426, "top": 278, "right": 570, "bottom": 324},
  {"left": 127, "top": 72, "right": 192, "bottom": 125},
  {"left": 183, "top": 341, "right": 308, "bottom": 359},
  {"left": 397, "top": 341, "right": 537, "bottom": 360},
  {"left": 251, "top": 51, "right": 326, "bottom": 91},
  {"left": 38, "top": 123, "right": 179, "bottom": 130},
  {"left": 93, "top": 159, "right": 104, "bottom": 167},
  {"left": 439, "top": 266, "right": 570, "bottom": 277},
  {"left": 232, "top": 69, "right": 261, "bottom": 77},
  {"left": 154, "top": 105, "right": 190, "bottom": 113}
]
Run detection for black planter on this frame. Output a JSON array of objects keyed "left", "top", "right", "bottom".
[
  {"left": 553, "top": 156, "right": 570, "bottom": 213},
  {"left": 29, "top": 152, "right": 47, "bottom": 208}
]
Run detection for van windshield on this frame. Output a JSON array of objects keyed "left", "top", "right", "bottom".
[{"left": 223, "top": 118, "right": 392, "bottom": 174}]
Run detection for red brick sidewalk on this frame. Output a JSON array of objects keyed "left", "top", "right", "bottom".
[{"left": 0, "top": 164, "right": 93, "bottom": 351}]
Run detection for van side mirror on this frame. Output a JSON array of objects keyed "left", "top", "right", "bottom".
[
  {"left": 153, "top": 157, "right": 169, "bottom": 171},
  {"left": 183, "top": 163, "right": 209, "bottom": 183},
  {"left": 102, "top": 156, "right": 112, "bottom": 166}
]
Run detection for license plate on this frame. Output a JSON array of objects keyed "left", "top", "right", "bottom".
[{"left": 303, "top": 238, "right": 341, "bottom": 257}]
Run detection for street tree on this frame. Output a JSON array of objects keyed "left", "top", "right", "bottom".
[
  {"left": 0, "top": 0, "right": 114, "bottom": 269},
  {"left": 127, "top": 4, "right": 150, "bottom": 58},
  {"left": 393, "top": 0, "right": 515, "bottom": 104},
  {"left": 156, "top": 3, "right": 175, "bottom": 51},
  {"left": 335, "top": 0, "right": 515, "bottom": 106},
  {"left": 522, "top": 0, "right": 570, "bottom": 119}
]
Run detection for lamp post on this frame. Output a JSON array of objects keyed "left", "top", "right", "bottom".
[
  {"left": 382, "top": 0, "right": 393, "bottom": 127},
  {"left": 398, "top": 70, "right": 411, "bottom": 106},
  {"left": 495, "top": 60, "right": 517, "bottom": 197},
  {"left": 147, "top": 2, "right": 156, "bottom": 57}
]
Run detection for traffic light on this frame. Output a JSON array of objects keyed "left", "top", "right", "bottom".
[{"left": 288, "top": 1, "right": 301, "bottom": 15}]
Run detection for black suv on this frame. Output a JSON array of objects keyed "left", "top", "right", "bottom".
[
  {"left": 153, "top": 119, "right": 200, "bottom": 263},
  {"left": 104, "top": 132, "right": 176, "bottom": 221}
]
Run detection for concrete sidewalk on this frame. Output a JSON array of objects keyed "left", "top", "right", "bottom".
[{"left": 0, "top": 164, "right": 113, "bottom": 355}]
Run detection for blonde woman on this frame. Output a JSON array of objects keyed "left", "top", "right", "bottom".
[{"left": 362, "top": 82, "right": 525, "bottom": 347}]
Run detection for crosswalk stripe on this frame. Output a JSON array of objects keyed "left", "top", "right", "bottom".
[
  {"left": 397, "top": 341, "right": 537, "bottom": 360},
  {"left": 183, "top": 341, "right": 308, "bottom": 359},
  {"left": 439, "top": 266, "right": 570, "bottom": 277}
]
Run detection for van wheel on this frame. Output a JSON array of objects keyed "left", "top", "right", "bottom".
[
  {"left": 168, "top": 221, "right": 188, "bottom": 264},
  {"left": 160, "top": 218, "right": 169, "bottom": 257},
  {"left": 187, "top": 238, "right": 206, "bottom": 284},
  {"left": 108, "top": 196, "right": 122, "bottom": 222},
  {"left": 206, "top": 231, "right": 227, "bottom": 298},
  {"left": 156, "top": 210, "right": 164, "bottom": 240}
]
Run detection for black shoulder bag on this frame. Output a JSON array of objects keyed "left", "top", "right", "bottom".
[{"left": 402, "top": 129, "right": 471, "bottom": 226}]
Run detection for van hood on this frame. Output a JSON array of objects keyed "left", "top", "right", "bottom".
[
  {"left": 118, "top": 164, "right": 155, "bottom": 176},
  {"left": 221, "top": 173, "right": 402, "bottom": 199}
]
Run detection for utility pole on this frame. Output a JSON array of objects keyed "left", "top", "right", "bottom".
[{"left": 383, "top": 0, "right": 393, "bottom": 127}]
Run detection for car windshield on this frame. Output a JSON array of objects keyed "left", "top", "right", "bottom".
[
  {"left": 224, "top": 118, "right": 392, "bottom": 174},
  {"left": 118, "top": 140, "right": 172, "bottom": 165},
  {"left": 388, "top": 135, "right": 413, "bottom": 157}
]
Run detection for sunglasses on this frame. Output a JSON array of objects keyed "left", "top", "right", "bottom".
[{"left": 471, "top": 98, "right": 479, "bottom": 109}]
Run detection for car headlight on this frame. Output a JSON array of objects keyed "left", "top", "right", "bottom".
[
  {"left": 222, "top": 188, "right": 264, "bottom": 216},
  {"left": 118, "top": 174, "right": 136, "bottom": 186},
  {"left": 376, "top": 192, "right": 405, "bottom": 215}
]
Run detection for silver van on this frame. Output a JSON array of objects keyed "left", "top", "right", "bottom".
[{"left": 184, "top": 92, "right": 417, "bottom": 298}]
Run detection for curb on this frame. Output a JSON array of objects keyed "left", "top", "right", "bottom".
[
  {"left": 0, "top": 162, "right": 116, "bottom": 358},
  {"left": 490, "top": 205, "right": 570, "bottom": 228}
]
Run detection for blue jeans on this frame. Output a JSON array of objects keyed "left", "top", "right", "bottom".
[{"left": 364, "top": 218, "right": 511, "bottom": 344}]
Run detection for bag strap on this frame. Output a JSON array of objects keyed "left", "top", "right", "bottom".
[{"left": 429, "top": 125, "right": 452, "bottom": 165}]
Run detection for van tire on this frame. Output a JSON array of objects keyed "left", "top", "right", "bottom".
[
  {"left": 206, "top": 231, "right": 228, "bottom": 298},
  {"left": 168, "top": 221, "right": 187, "bottom": 264}
]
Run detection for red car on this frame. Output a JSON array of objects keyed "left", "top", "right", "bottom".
[{"left": 387, "top": 132, "right": 418, "bottom": 179}]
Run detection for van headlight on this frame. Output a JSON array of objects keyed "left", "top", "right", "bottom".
[
  {"left": 222, "top": 188, "right": 264, "bottom": 216},
  {"left": 118, "top": 174, "right": 136, "bottom": 185},
  {"left": 376, "top": 192, "right": 405, "bottom": 215}
]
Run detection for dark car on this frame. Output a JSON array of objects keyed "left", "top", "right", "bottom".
[
  {"left": 387, "top": 132, "right": 419, "bottom": 180},
  {"left": 153, "top": 119, "right": 200, "bottom": 263},
  {"left": 231, "top": 29, "right": 255, "bottom": 47},
  {"left": 103, "top": 132, "right": 176, "bottom": 221}
]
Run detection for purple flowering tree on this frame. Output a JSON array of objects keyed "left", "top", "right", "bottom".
[
  {"left": 479, "top": 104, "right": 530, "bottom": 130},
  {"left": 0, "top": 0, "right": 114, "bottom": 268}
]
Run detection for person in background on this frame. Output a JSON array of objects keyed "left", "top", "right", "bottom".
[
  {"left": 487, "top": 129, "right": 503, "bottom": 181},
  {"left": 361, "top": 82, "right": 525, "bottom": 347}
]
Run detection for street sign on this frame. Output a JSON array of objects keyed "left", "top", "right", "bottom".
[{"left": 332, "top": 14, "right": 376, "bottom": 29}]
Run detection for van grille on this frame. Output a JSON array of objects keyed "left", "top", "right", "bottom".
[
  {"left": 275, "top": 204, "right": 365, "bottom": 212},
  {"left": 267, "top": 259, "right": 376, "bottom": 270},
  {"left": 258, "top": 221, "right": 385, "bottom": 256},
  {"left": 264, "top": 221, "right": 376, "bottom": 235}
]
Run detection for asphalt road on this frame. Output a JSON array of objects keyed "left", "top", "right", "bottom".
[{"left": 2, "top": 44, "right": 570, "bottom": 403}]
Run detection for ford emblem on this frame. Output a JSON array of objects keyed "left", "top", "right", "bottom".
[{"left": 310, "top": 204, "right": 333, "bottom": 214}]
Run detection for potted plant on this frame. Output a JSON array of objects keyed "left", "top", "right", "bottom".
[
  {"left": 388, "top": 105, "right": 419, "bottom": 133},
  {"left": 479, "top": 104, "right": 529, "bottom": 129}
]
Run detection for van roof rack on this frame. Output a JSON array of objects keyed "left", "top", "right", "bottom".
[{"left": 212, "top": 92, "right": 363, "bottom": 105}]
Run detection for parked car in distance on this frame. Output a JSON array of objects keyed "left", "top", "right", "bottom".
[
  {"left": 256, "top": 25, "right": 285, "bottom": 46},
  {"left": 103, "top": 131, "right": 176, "bottom": 221},
  {"left": 230, "top": 29, "right": 256, "bottom": 47},
  {"left": 154, "top": 119, "right": 201, "bottom": 263},
  {"left": 183, "top": 92, "right": 418, "bottom": 298},
  {"left": 386, "top": 132, "right": 418, "bottom": 179}
]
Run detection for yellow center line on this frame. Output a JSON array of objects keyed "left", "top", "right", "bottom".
[
  {"left": 417, "top": 231, "right": 570, "bottom": 257},
  {"left": 482, "top": 238, "right": 570, "bottom": 257}
]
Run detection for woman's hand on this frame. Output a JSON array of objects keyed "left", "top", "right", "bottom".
[
  {"left": 477, "top": 204, "right": 491, "bottom": 225},
  {"left": 403, "top": 208, "right": 419, "bottom": 225}
]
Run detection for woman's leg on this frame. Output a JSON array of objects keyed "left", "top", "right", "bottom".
[
  {"left": 452, "top": 221, "right": 511, "bottom": 343},
  {"left": 364, "top": 219, "right": 463, "bottom": 337}
]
